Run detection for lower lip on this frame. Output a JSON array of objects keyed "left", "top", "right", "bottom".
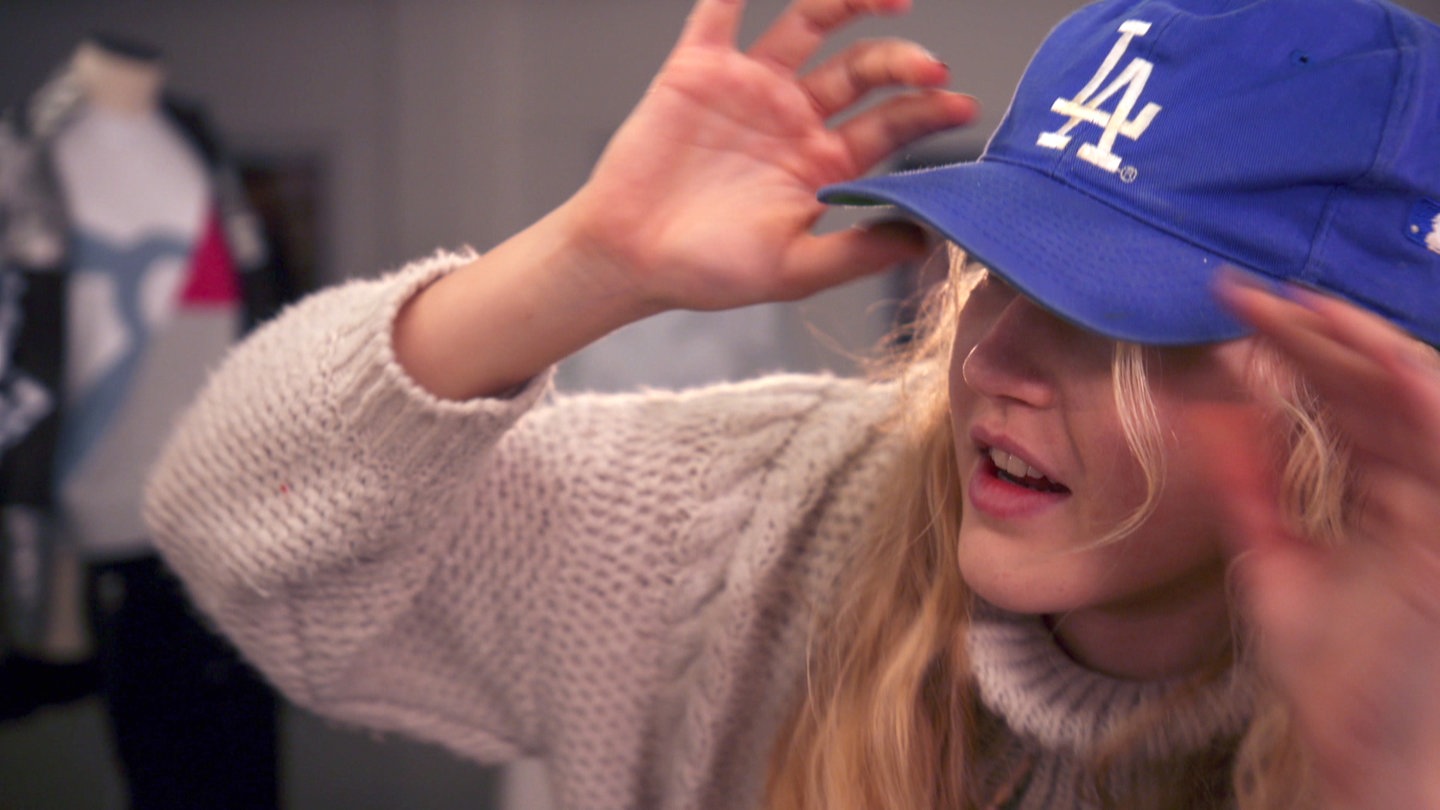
[{"left": 967, "top": 458, "right": 1070, "bottom": 520}]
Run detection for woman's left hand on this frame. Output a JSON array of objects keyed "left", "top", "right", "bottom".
[{"left": 1213, "top": 273, "right": 1440, "bottom": 809}]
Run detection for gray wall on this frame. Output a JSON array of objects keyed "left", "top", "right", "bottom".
[{"left": 1, "top": 1, "right": 1437, "bottom": 808}]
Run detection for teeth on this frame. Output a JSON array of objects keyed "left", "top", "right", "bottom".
[{"left": 988, "top": 447, "right": 1044, "bottom": 481}]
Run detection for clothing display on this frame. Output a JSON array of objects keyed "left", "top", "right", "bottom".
[
  {"left": 147, "top": 252, "right": 1253, "bottom": 810},
  {"left": 0, "top": 48, "right": 270, "bottom": 649},
  {"left": 0, "top": 38, "right": 281, "bottom": 810}
]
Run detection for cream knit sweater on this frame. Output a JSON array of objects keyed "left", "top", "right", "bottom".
[{"left": 145, "top": 252, "right": 1251, "bottom": 810}]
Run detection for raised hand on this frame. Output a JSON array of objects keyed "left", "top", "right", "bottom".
[
  {"left": 394, "top": 0, "right": 974, "bottom": 400},
  {"left": 1213, "top": 273, "right": 1440, "bottom": 809},
  {"left": 568, "top": 0, "right": 978, "bottom": 313}
]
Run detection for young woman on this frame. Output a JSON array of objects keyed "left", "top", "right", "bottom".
[{"left": 145, "top": 0, "right": 1440, "bottom": 807}]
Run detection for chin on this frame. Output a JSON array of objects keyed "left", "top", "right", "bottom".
[
  {"left": 958, "top": 558, "right": 1083, "bottom": 616},
  {"left": 966, "top": 582, "right": 1078, "bottom": 616},
  {"left": 957, "top": 527, "right": 1092, "bottom": 616}
]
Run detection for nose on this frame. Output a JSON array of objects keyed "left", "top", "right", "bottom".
[{"left": 958, "top": 295, "right": 1062, "bottom": 408}]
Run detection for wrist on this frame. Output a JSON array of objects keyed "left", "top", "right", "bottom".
[
  {"left": 392, "top": 199, "right": 668, "bottom": 401},
  {"left": 542, "top": 193, "right": 671, "bottom": 326}
]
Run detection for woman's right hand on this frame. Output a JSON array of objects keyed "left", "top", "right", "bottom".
[
  {"left": 567, "top": 0, "right": 978, "bottom": 313},
  {"left": 395, "top": 0, "right": 975, "bottom": 400}
]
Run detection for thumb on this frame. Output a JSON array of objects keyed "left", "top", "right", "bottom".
[
  {"left": 783, "top": 219, "right": 934, "bottom": 297},
  {"left": 1237, "top": 540, "right": 1328, "bottom": 671},
  {"left": 1189, "top": 401, "right": 1333, "bottom": 691}
]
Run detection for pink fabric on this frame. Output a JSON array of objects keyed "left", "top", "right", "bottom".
[{"left": 179, "top": 206, "right": 239, "bottom": 306}]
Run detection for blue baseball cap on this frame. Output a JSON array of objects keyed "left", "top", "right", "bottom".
[{"left": 820, "top": 0, "right": 1440, "bottom": 346}]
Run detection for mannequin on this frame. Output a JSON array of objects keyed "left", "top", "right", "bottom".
[
  {"left": 52, "top": 35, "right": 215, "bottom": 549},
  {"left": 0, "top": 34, "right": 280, "bottom": 810},
  {"left": 68, "top": 38, "right": 166, "bottom": 115}
]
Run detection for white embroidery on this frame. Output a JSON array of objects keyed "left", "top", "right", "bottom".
[
  {"left": 1038, "top": 19, "right": 1162, "bottom": 174},
  {"left": 1427, "top": 212, "right": 1440, "bottom": 255}
]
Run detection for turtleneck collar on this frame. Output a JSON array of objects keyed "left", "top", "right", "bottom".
[{"left": 966, "top": 599, "right": 1253, "bottom": 761}]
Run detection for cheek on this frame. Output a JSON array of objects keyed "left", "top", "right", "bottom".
[
  {"left": 1055, "top": 367, "right": 1154, "bottom": 535},
  {"left": 1067, "top": 421, "right": 1153, "bottom": 540},
  {"left": 1140, "top": 400, "right": 1277, "bottom": 550}
]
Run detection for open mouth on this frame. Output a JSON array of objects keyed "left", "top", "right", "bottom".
[{"left": 983, "top": 447, "right": 1070, "bottom": 494}]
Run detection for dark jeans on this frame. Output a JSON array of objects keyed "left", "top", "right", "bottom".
[{"left": 87, "top": 554, "right": 281, "bottom": 810}]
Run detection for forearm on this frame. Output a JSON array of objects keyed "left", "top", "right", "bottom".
[{"left": 393, "top": 199, "right": 662, "bottom": 401}]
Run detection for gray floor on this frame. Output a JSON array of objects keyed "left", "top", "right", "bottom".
[{"left": 0, "top": 697, "right": 502, "bottom": 810}]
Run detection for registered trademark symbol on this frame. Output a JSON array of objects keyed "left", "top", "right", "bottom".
[{"left": 1119, "top": 166, "right": 1139, "bottom": 183}]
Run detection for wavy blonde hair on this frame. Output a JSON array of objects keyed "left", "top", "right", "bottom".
[{"left": 764, "top": 248, "right": 1353, "bottom": 809}]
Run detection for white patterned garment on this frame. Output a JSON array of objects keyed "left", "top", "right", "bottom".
[
  {"left": 50, "top": 101, "right": 237, "bottom": 557},
  {"left": 0, "top": 266, "right": 50, "bottom": 452}
]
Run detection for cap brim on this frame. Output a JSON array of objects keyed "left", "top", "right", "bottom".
[{"left": 820, "top": 159, "right": 1251, "bottom": 346}]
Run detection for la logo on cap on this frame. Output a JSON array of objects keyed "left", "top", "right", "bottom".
[
  {"left": 1407, "top": 199, "right": 1440, "bottom": 257},
  {"left": 1038, "top": 20, "right": 1162, "bottom": 180}
]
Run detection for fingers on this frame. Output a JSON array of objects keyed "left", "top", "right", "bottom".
[
  {"left": 1215, "top": 270, "right": 1440, "bottom": 808},
  {"left": 749, "top": 0, "right": 912, "bottom": 71},
  {"left": 834, "top": 89, "right": 979, "bottom": 171},
  {"left": 1215, "top": 271, "right": 1440, "bottom": 482},
  {"left": 1214, "top": 272, "right": 1402, "bottom": 399},
  {"left": 1288, "top": 288, "right": 1440, "bottom": 439},
  {"left": 801, "top": 38, "right": 950, "bottom": 118},
  {"left": 679, "top": 0, "right": 746, "bottom": 49},
  {"left": 800, "top": 37, "right": 975, "bottom": 167},
  {"left": 776, "top": 220, "right": 932, "bottom": 299}
]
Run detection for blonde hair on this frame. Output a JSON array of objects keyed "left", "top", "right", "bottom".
[{"left": 764, "top": 249, "right": 1353, "bottom": 810}]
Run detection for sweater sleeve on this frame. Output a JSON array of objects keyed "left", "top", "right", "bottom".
[
  {"left": 145, "top": 249, "right": 549, "bottom": 756},
  {"left": 144, "top": 249, "right": 890, "bottom": 781}
]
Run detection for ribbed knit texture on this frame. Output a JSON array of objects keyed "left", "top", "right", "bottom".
[
  {"left": 967, "top": 602, "right": 1250, "bottom": 808},
  {"left": 145, "top": 251, "right": 1249, "bottom": 810}
]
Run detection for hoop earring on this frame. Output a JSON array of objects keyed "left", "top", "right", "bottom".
[{"left": 960, "top": 345, "right": 980, "bottom": 389}]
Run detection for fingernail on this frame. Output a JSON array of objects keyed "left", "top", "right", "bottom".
[
  {"left": 1214, "top": 265, "right": 1269, "bottom": 290},
  {"left": 1398, "top": 341, "right": 1440, "bottom": 373},
  {"left": 917, "top": 46, "right": 946, "bottom": 68},
  {"left": 1211, "top": 266, "right": 1273, "bottom": 307},
  {"left": 1279, "top": 283, "right": 1338, "bottom": 313}
]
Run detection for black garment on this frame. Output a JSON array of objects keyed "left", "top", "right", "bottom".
[
  {"left": 86, "top": 554, "right": 279, "bottom": 810},
  {"left": 0, "top": 650, "right": 99, "bottom": 721}
]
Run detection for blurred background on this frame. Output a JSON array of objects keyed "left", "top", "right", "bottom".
[{"left": 0, "top": 1, "right": 1436, "bottom": 808}]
